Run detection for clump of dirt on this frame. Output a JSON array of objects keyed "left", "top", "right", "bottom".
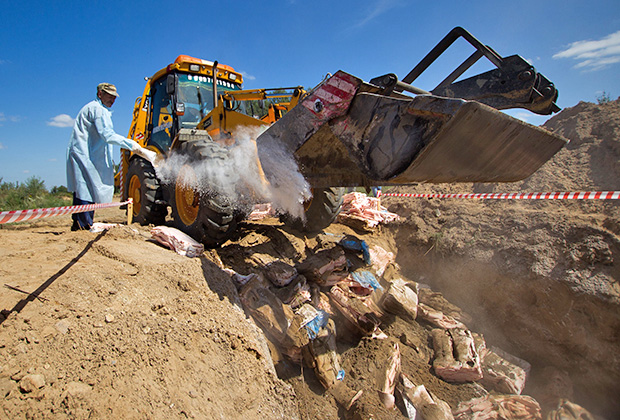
[{"left": 1, "top": 99, "right": 619, "bottom": 419}]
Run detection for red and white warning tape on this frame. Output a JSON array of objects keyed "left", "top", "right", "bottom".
[
  {"left": 0, "top": 199, "right": 132, "bottom": 225},
  {"left": 379, "top": 191, "right": 620, "bottom": 200}
]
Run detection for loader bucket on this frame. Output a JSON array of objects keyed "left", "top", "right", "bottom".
[{"left": 256, "top": 71, "right": 568, "bottom": 188}]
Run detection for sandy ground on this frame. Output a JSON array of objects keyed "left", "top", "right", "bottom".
[{"left": 1, "top": 99, "right": 619, "bottom": 419}]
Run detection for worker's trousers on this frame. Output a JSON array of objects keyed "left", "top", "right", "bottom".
[{"left": 71, "top": 193, "right": 94, "bottom": 231}]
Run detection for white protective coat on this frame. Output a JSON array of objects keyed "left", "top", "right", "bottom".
[{"left": 66, "top": 98, "right": 139, "bottom": 203}]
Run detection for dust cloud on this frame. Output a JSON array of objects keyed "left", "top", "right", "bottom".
[{"left": 156, "top": 126, "right": 312, "bottom": 219}]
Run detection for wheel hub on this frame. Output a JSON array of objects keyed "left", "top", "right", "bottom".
[
  {"left": 128, "top": 175, "right": 142, "bottom": 216},
  {"left": 175, "top": 165, "right": 199, "bottom": 226}
]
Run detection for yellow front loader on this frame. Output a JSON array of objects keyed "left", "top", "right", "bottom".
[
  {"left": 119, "top": 54, "right": 303, "bottom": 245},
  {"left": 119, "top": 27, "right": 567, "bottom": 247}
]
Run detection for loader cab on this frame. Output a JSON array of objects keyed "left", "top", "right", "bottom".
[{"left": 146, "top": 56, "right": 243, "bottom": 153}]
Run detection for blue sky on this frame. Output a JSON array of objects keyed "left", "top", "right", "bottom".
[{"left": 1, "top": 0, "right": 619, "bottom": 189}]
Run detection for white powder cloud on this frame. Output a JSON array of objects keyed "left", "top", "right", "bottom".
[
  {"left": 554, "top": 30, "right": 620, "bottom": 71},
  {"left": 47, "top": 114, "right": 75, "bottom": 128}
]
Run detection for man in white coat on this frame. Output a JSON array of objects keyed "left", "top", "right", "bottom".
[{"left": 66, "top": 83, "right": 155, "bottom": 230}]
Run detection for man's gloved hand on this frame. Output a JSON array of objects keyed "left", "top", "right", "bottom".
[{"left": 133, "top": 144, "right": 159, "bottom": 165}]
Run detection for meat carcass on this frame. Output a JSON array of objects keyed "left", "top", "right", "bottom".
[
  {"left": 369, "top": 244, "right": 396, "bottom": 277},
  {"left": 399, "top": 374, "right": 454, "bottom": 420},
  {"left": 546, "top": 399, "right": 595, "bottom": 420},
  {"left": 271, "top": 274, "right": 311, "bottom": 309},
  {"left": 376, "top": 342, "right": 401, "bottom": 409},
  {"left": 329, "top": 284, "right": 382, "bottom": 337},
  {"left": 150, "top": 226, "right": 204, "bottom": 257},
  {"left": 239, "top": 277, "right": 308, "bottom": 362},
  {"left": 480, "top": 346, "right": 531, "bottom": 395},
  {"left": 296, "top": 247, "right": 348, "bottom": 286},
  {"left": 264, "top": 260, "right": 298, "bottom": 287},
  {"left": 247, "top": 203, "right": 274, "bottom": 220},
  {"left": 380, "top": 278, "right": 419, "bottom": 321},
  {"left": 418, "top": 303, "right": 467, "bottom": 330},
  {"left": 454, "top": 394, "right": 542, "bottom": 420},
  {"left": 431, "top": 328, "right": 483, "bottom": 382},
  {"left": 303, "top": 318, "right": 344, "bottom": 389},
  {"left": 338, "top": 192, "right": 399, "bottom": 230}
]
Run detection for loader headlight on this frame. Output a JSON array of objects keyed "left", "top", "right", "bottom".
[
  {"left": 189, "top": 64, "right": 200, "bottom": 72},
  {"left": 229, "top": 74, "right": 237, "bottom": 81},
  {"left": 313, "top": 99, "right": 324, "bottom": 113}
]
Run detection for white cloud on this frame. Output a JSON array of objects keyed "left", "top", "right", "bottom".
[
  {"left": 553, "top": 30, "right": 620, "bottom": 71},
  {"left": 240, "top": 71, "right": 256, "bottom": 81},
  {"left": 350, "top": 0, "right": 401, "bottom": 30},
  {"left": 504, "top": 110, "right": 549, "bottom": 127},
  {"left": 0, "top": 142, "right": 5, "bottom": 150},
  {"left": 47, "top": 114, "right": 75, "bottom": 128},
  {"left": 23, "top": 170, "right": 30, "bottom": 174},
  {"left": 0, "top": 112, "right": 18, "bottom": 125}
]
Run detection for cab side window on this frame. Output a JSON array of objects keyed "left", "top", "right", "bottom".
[{"left": 150, "top": 78, "right": 173, "bottom": 152}]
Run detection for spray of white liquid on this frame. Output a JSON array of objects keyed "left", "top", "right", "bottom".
[{"left": 155, "top": 126, "right": 312, "bottom": 220}]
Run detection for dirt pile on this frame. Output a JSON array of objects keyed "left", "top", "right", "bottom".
[
  {"left": 0, "top": 222, "right": 300, "bottom": 419},
  {"left": 1, "top": 99, "right": 619, "bottom": 419}
]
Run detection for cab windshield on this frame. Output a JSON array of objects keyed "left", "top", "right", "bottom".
[{"left": 177, "top": 73, "right": 241, "bottom": 128}]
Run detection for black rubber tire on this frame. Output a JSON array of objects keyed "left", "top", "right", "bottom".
[
  {"left": 125, "top": 157, "right": 167, "bottom": 225},
  {"left": 169, "top": 138, "right": 238, "bottom": 247},
  {"left": 282, "top": 187, "right": 345, "bottom": 232}
]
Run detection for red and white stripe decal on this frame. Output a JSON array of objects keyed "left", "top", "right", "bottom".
[
  {"left": 303, "top": 72, "right": 358, "bottom": 115},
  {"left": 379, "top": 191, "right": 620, "bottom": 200},
  {"left": 0, "top": 199, "right": 132, "bottom": 225}
]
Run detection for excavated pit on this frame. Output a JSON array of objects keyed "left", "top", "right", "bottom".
[{"left": 381, "top": 98, "right": 620, "bottom": 417}]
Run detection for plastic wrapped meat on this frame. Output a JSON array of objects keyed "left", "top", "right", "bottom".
[
  {"left": 369, "top": 245, "right": 396, "bottom": 277},
  {"left": 302, "top": 317, "right": 345, "bottom": 389},
  {"left": 239, "top": 277, "right": 308, "bottom": 362},
  {"left": 399, "top": 375, "right": 454, "bottom": 420},
  {"left": 418, "top": 287, "right": 471, "bottom": 325},
  {"left": 225, "top": 270, "right": 267, "bottom": 289},
  {"left": 380, "top": 278, "right": 418, "bottom": 321},
  {"left": 296, "top": 247, "right": 348, "bottom": 286},
  {"left": 264, "top": 260, "right": 298, "bottom": 287},
  {"left": 376, "top": 342, "right": 401, "bottom": 409},
  {"left": 431, "top": 328, "right": 483, "bottom": 383},
  {"left": 481, "top": 346, "right": 531, "bottom": 395},
  {"left": 247, "top": 203, "right": 274, "bottom": 220},
  {"left": 271, "top": 275, "right": 311, "bottom": 309},
  {"left": 418, "top": 303, "right": 467, "bottom": 329},
  {"left": 150, "top": 226, "right": 204, "bottom": 257},
  {"left": 350, "top": 269, "right": 383, "bottom": 293},
  {"left": 337, "top": 192, "right": 399, "bottom": 230},
  {"left": 339, "top": 235, "right": 372, "bottom": 264},
  {"left": 546, "top": 399, "right": 595, "bottom": 420},
  {"left": 454, "top": 394, "right": 542, "bottom": 420},
  {"left": 329, "top": 284, "right": 382, "bottom": 336}
]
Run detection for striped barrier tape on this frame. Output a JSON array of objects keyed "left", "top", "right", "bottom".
[
  {"left": 379, "top": 191, "right": 620, "bottom": 200},
  {"left": 0, "top": 199, "right": 132, "bottom": 225}
]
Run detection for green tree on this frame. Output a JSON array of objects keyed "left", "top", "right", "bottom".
[
  {"left": 0, "top": 176, "right": 68, "bottom": 212},
  {"left": 51, "top": 185, "right": 69, "bottom": 195},
  {"left": 597, "top": 91, "right": 612, "bottom": 104}
]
